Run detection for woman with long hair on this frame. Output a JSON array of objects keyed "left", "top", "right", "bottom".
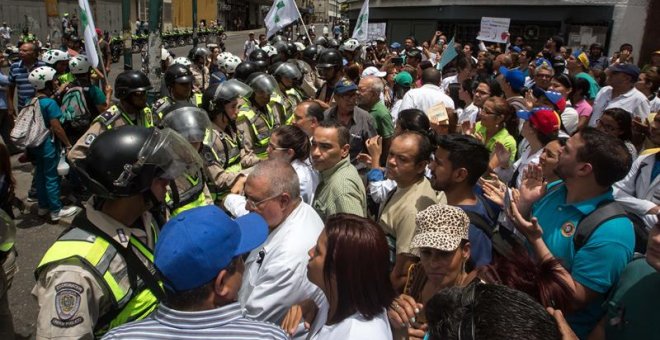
[
  {"left": 388, "top": 205, "right": 475, "bottom": 340},
  {"left": 285, "top": 214, "right": 395, "bottom": 339},
  {"left": 201, "top": 79, "right": 253, "bottom": 200},
  {"left": 570, "top": 76, "right": 593, "bottom": 131},
  {"left": 267, "top": 125, "right": 319, "bottom": 204},
  {"left": 549, "top": 74, "right": 579, "bottom": 135}
]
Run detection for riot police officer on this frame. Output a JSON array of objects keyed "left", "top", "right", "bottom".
[
  {"left": 236, "top": 72, "right": 281, "bottom": 164},
  {"left": 151, "top": 63, "right": 195, "bottom": 120},
  {"left": 188, "top": 46, "right": 211, "bottom": 92},
  {"left": 201, "top": 79, "right": 253, "bottom": 201},
  {"left": 68, "top": 70, "right": 155, "bottom": 161},
  {"left": 159, "top": 103, "right": 214, "bottom": 215},
  {"left": 270, "top": 62, "right": 305, "bottom": 125},
  {"left": 34, "top": 126, "right": 203, "bottom": 339},
  {"left": 234, "top": 61, "right": 260, "bottom": 83},
  {"left": 315, "top": 49, "right": 344, "bottom": 104}
]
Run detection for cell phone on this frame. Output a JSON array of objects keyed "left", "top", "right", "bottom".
[{"left": 392, "top": 57, "right": 403, "bottom": 66}]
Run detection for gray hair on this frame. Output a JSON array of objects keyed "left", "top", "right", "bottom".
[
  {"left": 535, "top": 64, "right": 555, "bottom": 76},
  {"left": 364, "top": 75, "right": 384, "bottom": 94},
  {"left": 248, "top": 159, "right": 300, "bottom": 199}
]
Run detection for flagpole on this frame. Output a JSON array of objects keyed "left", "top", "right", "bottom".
[{"left": 292, "top": 4, "right": 312, "bottom": 43}]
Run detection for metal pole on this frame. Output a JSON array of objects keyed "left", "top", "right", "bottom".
[
  {"left": 192, "top": 0, "right": 198, "bottom": 47},
  {"left": 147, "top": 0, "right": 164, "bottom": 104},
  {"left": 122, "top": 0, "right": 132, "bottom": 68}
]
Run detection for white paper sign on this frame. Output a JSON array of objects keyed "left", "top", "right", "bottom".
[
  {"left": 476, "top": 17, "right": 511, "bottom": 44},
  {"left": 367, "top": 22, "right": 386, "bottom": 42}
]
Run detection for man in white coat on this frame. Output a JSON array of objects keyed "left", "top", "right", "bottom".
[
  {"left": 238, "top": 160, "right": 325, "bottom": 326},
  {"left": 614, "top": 149, "right": 660, "bottom": 229}
]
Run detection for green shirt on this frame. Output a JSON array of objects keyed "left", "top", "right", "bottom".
[
  {"left": 313, "top": 157, "right": 367, "bottom": 220},
  {"left": 475, "top": 122, "right": 517, "bottom": 164},
  {"left": 369, "top": 100, "right": 394, "bottom": 138}
]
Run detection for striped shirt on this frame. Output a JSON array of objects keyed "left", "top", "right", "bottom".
[
  {"left": 101, "top": 302, "right": 288, "bottom": 340},
  {"left": 8, "top": 60, "right": 45, "bottom": 110}
]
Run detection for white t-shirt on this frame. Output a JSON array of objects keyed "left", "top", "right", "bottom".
[
  {"left": 291, "top": 158, "right": 320, "bottom": 205},
  {"left": 311, "top": 310, "right": 392, "bottom": 340},
  {"left": 588, "top": 86, "right": 650, "bottom": 127},
  {"left": 244, "top": 39, "right": 257, "bottom": 57},
  {"left": 650, "top": 96, "right": 660, "bottom": 113},
  {"left": 398, "top": 84, "right": 456, "bottom": 114},
  {"left": 441, "top": 74, "right": 458, "bottom": 94},
  {"left": 458, "top": 103, "right": 479, "bottom": 125}
]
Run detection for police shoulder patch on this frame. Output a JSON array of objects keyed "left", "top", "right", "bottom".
[
  {"left": 84, "top": 133, "right": 96, "bottom": 145},
  {"left": 52, "top": 282, "right": 84, "bottom": 328}
]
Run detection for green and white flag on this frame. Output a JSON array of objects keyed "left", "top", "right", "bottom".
[
  {"left": 265, "top": 0, "right": 300, "bottom": 39},
  {"left": 78, "top": 0, "right": 99, "bottom": 67},
  {"left": 352, "top": 0, "right": 369, "bottom": 42}
]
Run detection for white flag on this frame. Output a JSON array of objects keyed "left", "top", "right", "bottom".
[
  {"left": 352, "top": 0, "right": 369, "bottom": 42},
  {"left": 265, "top": 0, "right": 300, "bottom": 39},
  {"left": 78, "top": 0, "right": 100, "bottom": 68}
]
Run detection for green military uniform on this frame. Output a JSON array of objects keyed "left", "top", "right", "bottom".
[{"left": 33, "top": 204, "right": 161, "bottom": 338}]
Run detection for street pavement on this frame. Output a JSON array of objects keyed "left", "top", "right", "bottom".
[{"left": 6, "top": 27, "right": 264, "bottom": 340}]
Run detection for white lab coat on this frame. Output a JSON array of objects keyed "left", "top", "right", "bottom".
[{"left": 613, "top": 152, "right": 660, "bottom": 229}]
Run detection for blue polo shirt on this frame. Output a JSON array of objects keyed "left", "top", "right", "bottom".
[
  {"left": 8, "top": 60, "right": 45, "bottom": 110},
  {"left": 532, "top": 181, "right": 634, "bottom": 338}
]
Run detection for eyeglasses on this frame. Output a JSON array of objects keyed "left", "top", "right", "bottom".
[
  {"left": 267, "top": 142, "right": 289, "bottom": 152},
  {"left": 535, "top": 74, "right": 552, "bottom": 79},
  {"left": 596, "top": 119, "right": 619, "bottom": 133},
  {"left": 245, "top": 193, "right": 281, "bottom": 210}
]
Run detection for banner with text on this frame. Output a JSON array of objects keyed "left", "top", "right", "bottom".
[{"left": 476, "top": 17, "right": 511, "bottom": 44}]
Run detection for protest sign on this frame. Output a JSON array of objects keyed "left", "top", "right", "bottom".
[{"left": 477, "top": 17, "right": 511, "bottom": 44}]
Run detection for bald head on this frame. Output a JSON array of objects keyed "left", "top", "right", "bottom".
[
  {"left": 293, "top": 100, "right": 324, "bottom": 136},
  {"left": 421, "top": 68, "right": 441, "bottom": 86},
  {"left": 248, "top": 159, "right": 300, "bottom": 199},
  {"left": 358, "top": 76, "right": 384, "bottom": 108}
]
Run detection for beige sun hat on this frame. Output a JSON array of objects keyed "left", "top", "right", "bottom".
[{"left": 410, "top": 204, "right": 470, "bottom": 256}]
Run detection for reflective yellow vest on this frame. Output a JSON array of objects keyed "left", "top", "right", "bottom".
[
  {"left": 95, "top": 105, "right": 155, "bottom": 129},
  {"left": 201, "top": 129, "right": 242, "bottom": 201},
  {"left": 237, "top": 100, "right": 277, "bottom": 159},
  {"left": 35, "top": 225, "right": 159, "bottom": 337},
  {"left": 165, "top": 172, "right": 209, "bottom": 216}
]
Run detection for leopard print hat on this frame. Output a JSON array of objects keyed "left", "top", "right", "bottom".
[{"left": 409, "top": 204, "right": 470, "bottom": 256}]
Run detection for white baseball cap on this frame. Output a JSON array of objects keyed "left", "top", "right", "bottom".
[{"left": 361, "top": 66, "right": 386, "bottom": 78}]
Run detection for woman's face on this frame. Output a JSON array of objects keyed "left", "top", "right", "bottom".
[
  {"left": 539, "top": 140, "right": 562, "bottom": 179},
  {"left": 307, "top": 231, "right": 328, "bottom": 293},
  {"left": 596, "top": 114, "right": 623, "bottom": 138},
  {"left": 419, "top": 245, "right": 468, "bottom": 288},
  {"left": 478, "top": 100, "right": 503, "bottom": 131},
  {"left": 223, "top": 98, "right": 240, "bottom": 121},
  {"left": 266, "top": 133, "right": 292, "bottom": 162},
  {"left": 549, "top": 78, "right": 571, "bottom": 98}
]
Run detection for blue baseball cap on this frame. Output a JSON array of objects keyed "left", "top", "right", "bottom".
[
  {"left": 609, "top": 63, "right": 641, "bottom": 81},
  {"left": 155, "top": 205, "right": 269, "bottom": 292},
  {"left": 509, "top": 45, "right": 522, "bottom": 53},
  {"left": 390, "top": 42, "right": 401, "bottom": 49},
  {"left": 334, "top": 78, "right": 358, "bottom": 95},
  {"left": 499, "top": 66, "right": 526, "bottom": 92}
]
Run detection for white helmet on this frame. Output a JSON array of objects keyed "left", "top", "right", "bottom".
[
  {"left": 225, "top": 56, "right": 241, "bottom": 74},
  {"left": 69, "top": 55, "right": 92, "bottom": 74},
  {"left": 43, "top": 49, "right": 70, "bottom": 65},
  {"left": 294, "top": 42, "right": 306, "bottom": 52},
  {"left": 261, "top": 45, "right": 278, "bottom": 57},
  {"left": 216, "top": 52, "right": 233, "bottom": 69},
  {"left": 341, "top": 38, "right": 360, "bottom": 52},
  {"left": 173, "top": 57, "right": 192, "bottom": 67},
  {"left": 28, "top": 66, "right": 57, "bottom": 90}
]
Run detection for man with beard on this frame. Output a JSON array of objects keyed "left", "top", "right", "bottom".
[{"left": 511, "top": 127, "right": 634, "bottom": 339}]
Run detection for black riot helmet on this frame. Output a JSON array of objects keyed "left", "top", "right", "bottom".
[
  {"left": 317, "top": 49, "right": 343, "bottom": 69},
  {"left": 115, "top": 70, "right": 152, "bottom": 99},
  {"left": 159, "top": 103, "right": 211, "bottom": 144},
  {"left": 234, "top": 61, "right": 260, "bottom": 82},
  {"left": 74, "top": 126, "right": 202, "bottom": 199},
  {"left": 271, "top": 62, "right": 303, "bottom": 86},
  {"left": 273, "top": 41, "right": 290, "bottom": 62},
  {"left": 270, "top": 35, "right": 287, "bottom": 44},
  {"left": 314, "top": 36, "right": 328, "bottom": 48},
  {"left": 202, "top": 79, "right": 252, "bottom": 121},
  {"left": 303, "top": 45, "right": 319, "bottom": 63},
  {"left": 249, "top": 49, "right": 270, "bottom": 71},
  {"left": 327, "top": 38, "right": 340, "bottom": 49},
  {"left": 164, "top": 63, "right": 193, "bottom": 87},
  {"left": 188, "top": 46, "right": 211, "bottom": 63}
]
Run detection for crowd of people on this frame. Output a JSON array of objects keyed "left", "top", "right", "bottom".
[{"left": 0, "top": 20, "right": 659, "bottom": 340}]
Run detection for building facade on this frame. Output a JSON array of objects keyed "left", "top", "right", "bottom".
[
  {"left": 314, "top": 0, "right": 340, "bottom": 23},
  {"left": 346, "top": 0, "right": 654, "bottom": 65}
]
